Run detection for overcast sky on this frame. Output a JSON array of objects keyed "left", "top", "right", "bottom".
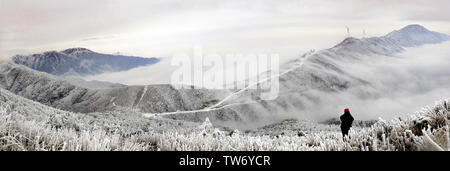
[{"left": 1, "top": 0, "right": 450, "bottom": 60}]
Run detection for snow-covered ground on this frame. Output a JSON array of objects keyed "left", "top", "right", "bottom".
[{"left": 1, "top": 88, "right": 448, "bottom": 151}]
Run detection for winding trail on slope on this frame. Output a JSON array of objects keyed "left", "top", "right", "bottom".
[
  {"left": 142, "top": 100, "right": 262, "bottom": 117},
  {"left": 142, "top": 54, "right": 313, "bottom": 118}
]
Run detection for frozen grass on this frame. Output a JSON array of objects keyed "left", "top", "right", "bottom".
[
  {"left": 0, "top": 88, "right": 196, "bottom": 151},
  {"left": 148, "top": 100, "right": 449, "bottom": 151},
  {"left": 0, "top": 88, "right": 449, "bottom": 151}
]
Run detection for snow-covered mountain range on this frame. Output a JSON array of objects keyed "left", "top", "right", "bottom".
[
  {"left": 0, "top": 24, "right": 449, "bottom": 129},
  {"left": 0, "top": 62, "right": 231, "bottom": 114},
  {"left": 183, "top": 24, "right": 450, "bottom": 127},
  {"left": 10, "top": 48, "right": 160, "bottom": 76}
]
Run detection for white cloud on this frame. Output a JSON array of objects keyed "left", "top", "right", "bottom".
[{"left": 312, "top": 41, "right": 450, "bottom": 120}]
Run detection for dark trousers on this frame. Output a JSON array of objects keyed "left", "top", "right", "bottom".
[{"left": 341, "top": 128, "right": 350, "bottom": 140}]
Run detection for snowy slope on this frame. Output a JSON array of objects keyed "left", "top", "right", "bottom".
[
  {"left": 0, "top": 62, "right": 231, "bottom": 114},
  {"left": 10, "top": 48, "right": 160, "bottom": 76},
  {"left": 3, "top": 86, "right": 448, "bottom": 151},
  {"left": 0, "top": 87, "right": 203, "bottom": 151}
]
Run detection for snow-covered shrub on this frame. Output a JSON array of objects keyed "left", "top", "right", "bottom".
[
  {"left": 1, "top": 88, "right": 449, "bottom": 151},
  {"left": 149, "top": 100, "right": 449, "bottom": 151}
]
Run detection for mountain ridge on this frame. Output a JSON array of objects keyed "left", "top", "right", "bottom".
[
  {"left": 385, "top": 24, "right": 450, "bottom": 45},
  {"left": 332, "top": 24, "right": 449, "bottom": 55},
  {"left": 10, "top": 48, "right": 160, "bottom": 76},
  {"left": 0, "top": 61, "right": 231, "bottom": 115}
]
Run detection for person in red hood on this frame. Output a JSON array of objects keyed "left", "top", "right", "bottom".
[{"left": 340, "top": 108, "right": 354, "bottom": 140}]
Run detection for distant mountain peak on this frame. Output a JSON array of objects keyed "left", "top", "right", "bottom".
[
  {"left": 333, "top": 24, "right": 449, "bottom": 50},
  {"left": 385, "top": 24, "right": 449, "bottom": 47},
  {"left": 400, "top": 24, "right": 429, "bottom": 32},
  {"left": 11, "top": 48, "right": 160, "bottom": 76},
  {"left": 386, "top": 24, "right": 431, "bottom": 37},
  {"left": 41, "top": 50, "right": 63, "bottom": 56},
  {"left": 334, "top": 37, "right": 360, "bottom": 48},
  {"left": 61, "top": 47, "right": 94, "bottom": 55}
]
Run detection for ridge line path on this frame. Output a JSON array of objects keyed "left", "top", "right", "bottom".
[{"left": 142, "top": 53, "right": 314, "bottom": 118}]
